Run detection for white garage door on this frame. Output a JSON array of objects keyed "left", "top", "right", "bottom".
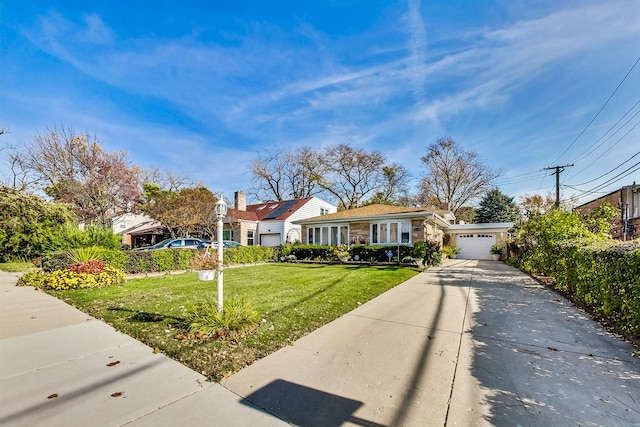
[
  {"left": 260, "top": 233, "right": 282, "bottom": 247},
  {"left": 457, "top": 234, "right": 496, "bottom": 260}
]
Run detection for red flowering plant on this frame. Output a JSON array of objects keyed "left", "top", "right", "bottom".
[{"left": 68, "top": 259, "right": 108, "bottom": 274}]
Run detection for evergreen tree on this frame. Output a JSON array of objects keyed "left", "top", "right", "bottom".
[{"left": 475, "top": 189, "right": 518, "bottom": 223}]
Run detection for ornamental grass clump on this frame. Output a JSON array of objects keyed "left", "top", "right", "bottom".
[{"left": 185, "top": 296, "right": 259, "bottom": 339}]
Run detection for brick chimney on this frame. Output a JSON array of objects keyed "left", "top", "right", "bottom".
[{"left": 235, "top": 190, "right": 246, "bottom": 211}]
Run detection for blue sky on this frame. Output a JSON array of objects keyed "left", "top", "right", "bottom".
[{"left": 1, "top": 0, "right": 639, "bottom": 206}]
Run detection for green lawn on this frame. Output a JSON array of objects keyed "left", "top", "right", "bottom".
[
  {"left": 0, "top": 262, "right": 38, "bottom": 273},
  {"left": 50, "top": 263, "right": 419, "bottom": 381}
]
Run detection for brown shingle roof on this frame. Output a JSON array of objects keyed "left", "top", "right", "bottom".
[{"left": 299, "top": 204, "right": 451, "bottom": 222}]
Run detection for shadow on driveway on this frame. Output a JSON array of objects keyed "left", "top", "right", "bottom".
[{"left": 467, "top": 261, "right": 640, "bottom": 425}]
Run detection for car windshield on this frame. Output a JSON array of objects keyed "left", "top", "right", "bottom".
[{"left": 150, "top": 238, "right": 173, "bottom": 248}]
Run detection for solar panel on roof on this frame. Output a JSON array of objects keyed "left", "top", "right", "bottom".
[{"left": 263, "top": 200, "right": 297, "bottom": 219}]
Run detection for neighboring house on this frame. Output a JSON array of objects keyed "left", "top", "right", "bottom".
[
  {"left": 574, "top": 182, "right": 639, "bottom": 241},
  {"left": 224, "top": 191, "right": 337, "bottom": 247},
  {"left": 110, "top": 213, "right": 166, "bottom": 248},
  {"left": 448, "top": 223, "right": 514, "bottom": 260},
  {"left": 294, "top": 204, "right": 455, "bottom": 248}
]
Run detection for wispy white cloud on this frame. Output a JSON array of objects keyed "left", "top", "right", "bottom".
[
  {"left": 404, "top": 0, "right": 428, "bottom": 102},
  {"left": 8, "top": 0, "right": 640, "bottom": 200}
]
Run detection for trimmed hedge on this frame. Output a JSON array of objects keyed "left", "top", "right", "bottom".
[
  {"left": 43, "top": 246, "right": 277, "bottom": 274},
  {"left": 520, "top": 239, "right": 640, "bottom": 338},
  {"left": 222, "top": 246, "right": 276, "bottom": 265},
  {"left": 285, "top": 243, "right": 437, "bottom": 264}
]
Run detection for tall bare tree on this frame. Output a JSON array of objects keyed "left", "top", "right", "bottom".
[
  {"left": 319, "top": 144, "right": 385, "bottom": 210},
  {"left": 10, "top": 126, "right": 141, "bottom": 227},
  {"left": 365, "top": 164, "right": 411, "bottom": 205},
  {"left": 418, "top": 137, "right": 498, "bottom": 214},
  {"left": 250, "top": 147, "right": 324, "bottom": 201},
  {"left": 139, "top": 167, "right": 197, "bottom": 192}
]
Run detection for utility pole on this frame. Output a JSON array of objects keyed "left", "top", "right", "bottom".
[{"left": 544, "top": 164, "right": 573, "bottom": 208}]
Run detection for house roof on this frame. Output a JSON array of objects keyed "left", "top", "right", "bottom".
[
  {"left": 448, "top": 222, "right": 514, "bottom": 233},
  {"left": 226, "top": 197, "right": 313, "bottom": 223},
  {"left": 295, "top": 204, "right": 453, "bottom": 228},
  {"left": 124, "top": 221, "right": 166, "bottom": 236}
]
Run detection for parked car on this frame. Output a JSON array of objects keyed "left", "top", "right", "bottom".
[
  {"left": 134, "top": 238, "right": 203, "bottom": 251},
  {"left": 197, "top": 240, "right": 241, "bottom": 249}
]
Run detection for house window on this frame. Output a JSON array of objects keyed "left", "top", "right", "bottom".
[
  {"left": 370, "top": 221, "right": 412, "bottom": 245},
  {"left": 320, "top": 207, "right": 329, "bottom": 215},
  {"left": 306, "top": 225, "right": 349, "bottom": 245},
  {"left": 223, "top": 230, "right": 233, "bottom": 240},
  {"left": 401, "top": 223, "right": 410, "bottom": 244},
  {"left": 247, "top": 230, "right": 254, "bottom": 246},
  {"left": 389, "top": 223, "right": 398, "bottom": 244}
]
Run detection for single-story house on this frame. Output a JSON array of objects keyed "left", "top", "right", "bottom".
[
  {"left": 223, "top": 191, "right": 337, "bottom": 247},
  {"left": 108, "top": 213, "right": 166, "bottom": 248},
  {"left": 293, "top": 204, "right": 455, "bottom": 248},
  {"left": 448, "top": 222, "right": 514, "bottom": 260}
]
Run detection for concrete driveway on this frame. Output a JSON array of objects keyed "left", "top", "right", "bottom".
[
  {"left": 223, "top": 259, "right": 640, "bottom": 426},
  {"left": 2, "top": 260, "right": 639, "bottom": 426}
]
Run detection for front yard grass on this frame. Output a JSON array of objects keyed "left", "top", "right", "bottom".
[{"left": 49, "top": 263, "right": 419, "bottom": 381}]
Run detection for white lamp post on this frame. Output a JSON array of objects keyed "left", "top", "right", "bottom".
[{"left": 214, "top": 197, "right": 228, "bottom": 312}]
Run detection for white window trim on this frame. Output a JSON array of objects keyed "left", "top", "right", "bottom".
[
  {"left": 370, "top": 221, "right": 412, "bottom": 245},
  {"left": 306, "top": 224, "right": 349, "bottom": 245}
]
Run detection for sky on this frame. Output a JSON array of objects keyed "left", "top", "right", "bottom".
[{"left": 1, "top": 0, "right": 639, "bottom": 207}]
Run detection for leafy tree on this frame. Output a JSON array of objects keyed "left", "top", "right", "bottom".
[
  {"left": 0, "top": 187, "right": 76, "bottom": 261},
  {"left": 519, "top": 193, "right": 556, "bottom": 219},
  {"left": 140, "top": 186, "right": 218, "bottom": 238},
  {"left": 10, "top": 127, "right": 141, "bottom": 227},
  {"left": 418, "top": 137, "right": 498, "bottom": 215},
  {"left": 475, "top": 189, "right": 518, "bottom": 223},
  {"left": 454, "top": 206, "right": 476, "bottom": 224}
]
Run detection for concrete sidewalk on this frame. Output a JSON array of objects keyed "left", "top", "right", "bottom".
[
  {"left": 0, "top": 271, "right": 287, "bottom": 427},
  {"left": 2, "top": 261, "right": 639, "bottom": 426}
]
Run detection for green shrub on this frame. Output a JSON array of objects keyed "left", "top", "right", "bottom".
[
  {"left": 59, "top": 224, "right": 121, "bottom": 250},
  {"left": 174, "top": 249, "right": 195, "bottom": 270},
  {"left": 42, "top": 252, "right": 74, "bottom": 272},
  {"left": 223, "top": 246, "right": 276, "bottom": 265},
  {"left": 100, "top": 250, "right": 129, "bottom": 270},
  {"left": 441, "top": 246, "right": 460, "bottom": 257},
  {"left": 151, "top": 249, "right": 175, "bottom": 271},
  {"left": 17, "top": 271, "right": 46, "bottom": 287},
  {"left": 185, "top": 296, "right": 259, "bottom": 338},
  {"left": 124, "top": 251, "right": 155, "bottom": 274}
]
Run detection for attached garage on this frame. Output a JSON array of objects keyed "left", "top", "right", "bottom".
[
  {"left": 260, "top": 233, "right": 282, "bottom": 247},
  {"left": 455, "top": 233, "right": 496, "bottom": 260},
  {"left": 448, "top": 223, "right": 514, "bottom": 260}
]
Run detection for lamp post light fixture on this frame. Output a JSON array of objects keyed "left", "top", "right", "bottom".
[{"left": 214, "top": 197, "right": 228, "bottom": 312}]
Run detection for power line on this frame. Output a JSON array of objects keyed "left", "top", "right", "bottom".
[
  {"left": 572, "top": 98, "right": 640, "bottom": 164},
  {"left": 566, "top": 160, "right": 640, "bottom": 200},
  {"left": 552, "top": 55, "right": 640, "bottom": 165},
  {"left": 571, "top": 151, "right": 640, "bottom": 186}
]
